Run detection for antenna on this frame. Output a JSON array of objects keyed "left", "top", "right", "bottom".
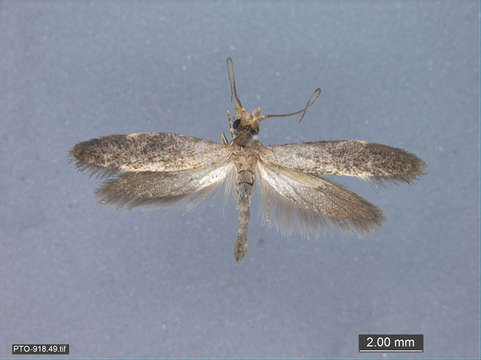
[
  {"left": 226, "top": 57, "right": 243, "bottom": 108},
  {"left": 260, "top": 88, "right": 321, "bottom": 124}
]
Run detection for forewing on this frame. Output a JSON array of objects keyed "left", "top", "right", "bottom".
[
  {"left": 257, "top": 161, "right": 385, "bottom": 237},
  {"left": 259, "top": 140, "right": 426, "bottom": 183},
  {"left": 69, "top": 133, "right": 232, "bottom": 177},
  {"left": 95, "top": 162, "right": 234, "bottom": 209}
]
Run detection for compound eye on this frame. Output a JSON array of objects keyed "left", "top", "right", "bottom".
[{"left": 233, "top": 119, "right": 241, "bottom": 129}]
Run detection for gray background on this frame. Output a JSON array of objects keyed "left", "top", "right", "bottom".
[{"left": 0, "top": 0, "right": 479, "bottom": 358}]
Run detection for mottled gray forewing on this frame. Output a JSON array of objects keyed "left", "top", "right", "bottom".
[
  {"left": 69, "top": 133, "right": 232, "bottom": 176},
  {"left": 257, "top": 161, "right": 385, "bottom": 237},
  {"left": 259, "top": 140, "right": 426, "bottom": 183},
  {"left": 96, "top": 162, "right": 234, "bottom": 209}
]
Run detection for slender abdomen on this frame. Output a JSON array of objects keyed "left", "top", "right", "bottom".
[
  {"left": 233, "top": 170, "right": 255, "bottom": 262},
  {"left": 232, "top": 150, "right": 256, "bottom": 263}
]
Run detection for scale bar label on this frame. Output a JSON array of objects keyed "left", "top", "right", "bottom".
[{"left": 359, "top": 334, "right": 423, "bottom": 352}]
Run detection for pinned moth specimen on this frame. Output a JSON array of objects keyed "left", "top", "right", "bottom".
[{"left": 69, "top": 58, "right": 426, "bottom": 262}]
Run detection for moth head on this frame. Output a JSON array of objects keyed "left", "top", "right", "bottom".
[
  {"left": 226, "top": 57, "right": 321, "bottom": 136},
  {"left": 233, "top": 103, "right": 262, "bottom": 135}
]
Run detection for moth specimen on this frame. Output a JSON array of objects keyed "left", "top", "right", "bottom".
[{"left": 70, "top": 58, "right": 426, "bottom": 262}]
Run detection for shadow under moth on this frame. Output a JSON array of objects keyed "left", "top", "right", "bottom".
[{"left": 70, "top": 58, "right": 426, "bottom": 262}]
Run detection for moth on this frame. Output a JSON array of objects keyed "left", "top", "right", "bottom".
[{"left": 69, "top": 58, "right": 426, "bottom": 262}]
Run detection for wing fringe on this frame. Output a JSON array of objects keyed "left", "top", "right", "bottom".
[
  {"left": 94, "top": 164, "right": 234, "bottom": 210},
  {"left": 257, "top": 162, "right": 385, "bottom": 238},
  {"left": 367, "top": 156, "right": 427, "bottom": 184},
  {"left": 68, "top": 153, "right": 122, "bottom": 178}
]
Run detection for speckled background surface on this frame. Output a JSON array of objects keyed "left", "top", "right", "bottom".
[{"left": 1, "top": 0, "right": 479, "bottom": 358}]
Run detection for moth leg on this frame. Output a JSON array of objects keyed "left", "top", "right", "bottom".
[
  {"left": 227, "top": 110, "right": 234, "bottom": 138},
  {"left": 220, "top": 132, "right": 228, "bottom": 145}
]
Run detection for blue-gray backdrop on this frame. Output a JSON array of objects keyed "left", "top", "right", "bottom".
[{"left": 1, "top": 0, "right": 479, "bottom": 358}]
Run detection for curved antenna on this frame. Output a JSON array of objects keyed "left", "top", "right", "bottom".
[
  {"left": 262, "top": 88, "right": 321, "bottom": 124},
  {"left": 226, "top": 57, "right": 243, "bottom": 108}
]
